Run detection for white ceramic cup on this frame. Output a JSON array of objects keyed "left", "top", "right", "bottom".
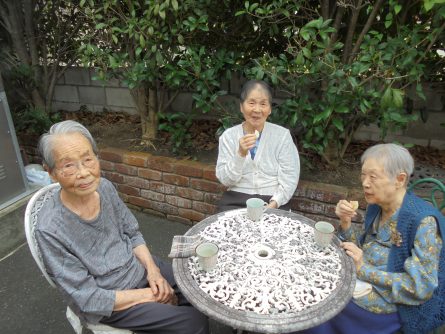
[
  {"left": 314, "top": 221, "right": 335, "bottom": 248},
  {"left": 195, "top": 242, "right": 219, "bottom": 272},
  {"left": 246, "top": 198, "right": 267, "bottom": 221}
]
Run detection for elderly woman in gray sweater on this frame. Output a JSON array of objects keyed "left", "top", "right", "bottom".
[
  {"left": 216, "top": 80, "right": 300, "bottom": 212},
  {"left": 35, "top": 120, "right": 208, "bottom": 334}
]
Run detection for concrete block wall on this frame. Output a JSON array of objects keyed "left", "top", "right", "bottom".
[
  {"left": 99, "top": 147, "right": 365, "bottom": 226},
  {"left": 54, "top": 67, "right": 445, "bottom": 149},
  {"left": 53, "top": 67, "right": 137, "bottom": 115},
  {"left": 353, "top": 83, "right": 445, "bottom": 149}
]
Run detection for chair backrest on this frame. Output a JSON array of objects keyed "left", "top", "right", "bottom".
[
  {"left": 408, "top": 177, "right": 445, "bottom": 213},
  {"left": 24, "top": 183, "right": 61, "bottom": 288}
]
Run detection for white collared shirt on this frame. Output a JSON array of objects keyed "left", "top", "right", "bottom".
[{"left": 216, "top": 122, "right": 300, "bottom": 208}]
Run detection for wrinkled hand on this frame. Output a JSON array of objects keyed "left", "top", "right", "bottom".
[
  {"left": 335, "top": 199, "right": 357, "bottom": 230},
  {"left": 341, "top": 242, "right": 364, "bottom": 271},
  {"left": 147, "top": 269, "right": 174, "bottom": 304},
  {"left": 238, "top": 134, "right": 257, "bottom": 157},
  {"left": 267, "top": 200, "right": 278, "bottom": 209}
]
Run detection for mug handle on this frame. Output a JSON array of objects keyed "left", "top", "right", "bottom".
[{"left": 262, "top": 201, "right": 268, "bottom": 212}]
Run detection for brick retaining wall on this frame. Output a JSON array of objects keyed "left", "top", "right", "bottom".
[
  {"left": 18, "top": 134, "right": 365, "bottom": 226},
  {"left": 99, "top": 147, "right": 365, "bottom": 226}
]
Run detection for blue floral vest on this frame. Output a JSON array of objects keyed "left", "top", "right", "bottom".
[{"left": 362, "top": 191, "right": 445, "bottom": 334}]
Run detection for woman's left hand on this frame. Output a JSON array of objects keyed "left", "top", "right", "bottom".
[
  {"left": 341, "top": 242, "right": 364, "bottom": 271},
  {"left": 147, "top": 269, "right": 175, "bottom": 304},
  {"left": 267, "top": 200, "right": 278, "bottom": 209}
]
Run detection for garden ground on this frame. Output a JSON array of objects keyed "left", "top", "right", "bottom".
[{"left": 62, "top": 110, "right": 445, "bottom": 188}]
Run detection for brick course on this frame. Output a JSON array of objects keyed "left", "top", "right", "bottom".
[
  {"left": 190, "top": 179, "right": 222, "bottom": 193},
  {"left": 166, "top": 195, "right": 192, "bottom": 209},
  {"left": 102, "top": 171, "right": 124, "bottom": 183},
  {"left": 124, "top": 176, "right": 150, "bottom": 190},
  {"left": 147, "top": 156, "right": 175, "bottom": 172},
  {"left": 141, "top": 190, "right": 165, "bottom": 202},
  {"left": 99, "top": 160, "right": 115, "bottom": 171},
  {"left": 174, "top": 161, "right": 203, "bottom": 178},
  {"left": 202, "top": 165, "right": 219, "bottom": 182},
  {"left": 163, "top": 173, "right": 190, "bottom": 186},
  {"left": 123, "top": 152, "right": 148, "bottom": 167},
  {"left": 178, "top": 208, "right": 206, "bottom": 222},
  {"left": 115, "top": 163, "right": 138, "bottom": 176},
  {"left": 100, "top": 147, "right": 124, "bottom": 162},
  {"left": 138, "top": 169, "right": 162, "bottom": 181},
  {"left": 176, "top": 187, "right": 204, "bottom": 201}
]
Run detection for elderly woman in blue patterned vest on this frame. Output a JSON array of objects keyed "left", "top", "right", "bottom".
[{"left": 302, "top": 143, "right": 445, "bottom": 334}]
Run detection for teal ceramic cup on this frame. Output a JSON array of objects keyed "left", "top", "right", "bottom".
[
  {"left": 195, "top": 242, "right": 219, "bottom": 272},
  {"left": 246, "top": 198, "right": 267, "bottom": 221},
  {"left": 314, "top": 221, "right": 335, "bottom": 247}
]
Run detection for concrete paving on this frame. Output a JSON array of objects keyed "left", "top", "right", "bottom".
[{"left": 0, "top": 210, "right": 233, "bottom": 334}]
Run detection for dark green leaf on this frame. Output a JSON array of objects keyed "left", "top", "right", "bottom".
[
  {"left": 172, "top": 0, "right": 179, "bottom": 11},
  {"left": 392, "top": 89, "right": 404, "bottom": 108},
  {"left": 332, "top": 118, "right": 344, "bottom": 131},
  {"left": 305, "top": 18, "right": 322, "bottom": 29},
  {"left": 300, "top": 28, "right": 311, "bottom": 41},
  {"left": 381, "top": 87, "right": 392, "bottom": 108},
  {"left": 302, "top": 47, "right": 311, "bottom": 59},
  {"left": 336, "top": 105, "right": 349, "bottom": 113}
]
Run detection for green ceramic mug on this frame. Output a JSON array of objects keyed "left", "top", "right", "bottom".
[{"left": 246, "top": 198, "right": 267, "bottom": 221}]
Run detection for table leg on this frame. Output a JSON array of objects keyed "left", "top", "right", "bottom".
[{"left": 232, "top": 329, "right": 246, "bottom": 334}]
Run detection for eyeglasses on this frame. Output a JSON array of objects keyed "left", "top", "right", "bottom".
[{"left": 56, "top": 156, "right": 98, "bottom": 177}]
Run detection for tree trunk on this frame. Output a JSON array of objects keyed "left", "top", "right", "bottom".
[
  {"left": 323, "top": 140, "right": 340, "bottom": 169},
  {"left": 130, "top": 86, "right": 158, "bottom": 143},
  {"left": 342, "top": 0, "right": 363, "bottom": 64},
  {"left": 348, "top": 0, "right": 385, "bottom": 64},
  {"left": 31, "top": 88, "right": 46, "bottom": 110},
  {"left": 146, "top": 87, "right": 158, "bottom": 140}
]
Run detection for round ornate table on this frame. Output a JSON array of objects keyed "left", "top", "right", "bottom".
[{"left": 172, "top": 209, "right": 356, "bottom": 333}]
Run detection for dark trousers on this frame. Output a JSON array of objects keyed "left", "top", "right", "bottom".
[
  {"left": 297, "top": 301, "right": 401, "bottom": 334},
  {"left": 216, "top": 190, "right": 291, "bottom": 213},
  {"left": 100, "top": 257, "right": 209, "bottom": 334}
]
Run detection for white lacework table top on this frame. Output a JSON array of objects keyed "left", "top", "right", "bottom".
[{"left": 173, "top": 209, "right": 355, "bottom": 333}]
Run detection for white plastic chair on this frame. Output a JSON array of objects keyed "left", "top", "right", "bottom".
[{"left": 24, "top": 183, "right": 132, "bottom": 334}]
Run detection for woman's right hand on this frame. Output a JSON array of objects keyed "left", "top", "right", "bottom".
[
  {"left": 335, "top": 199, "right": 357, "bottom": 230},
  {"left": 238, "top": 134, "right": 257, "bottom": 157}
]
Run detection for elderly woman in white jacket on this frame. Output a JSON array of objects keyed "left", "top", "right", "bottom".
[{"left": 216, "top": 80, "right": 300, "bottom": 212}]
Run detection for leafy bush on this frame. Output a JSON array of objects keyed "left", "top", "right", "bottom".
[
  {"left": 238, "top": 1, "right": 444, "bottom": 166},
  {"left": 12, "top": 106, "right": 60, "bottom": 135},
  {"left": 78, "top": 0, "right": 444, "bottom": 166},
  {"left": 158, "top": 111, "right": 193, "bottom": 155}
]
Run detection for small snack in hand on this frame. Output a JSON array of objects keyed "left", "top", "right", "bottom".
[
  {"left": 350, "top": 200, "right": 359, "bottom": 211},
  {"left": 254, "top": 130, "right": 260, "bottom": 139}
]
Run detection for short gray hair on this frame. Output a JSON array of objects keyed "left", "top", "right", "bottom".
[
  {"left": 38, "top": 120, "right": 98, "bottom": 170},
  {"left": 240, "top": 80, "right": 272, "bottom": 105},
  {"left": 361, "top": 143, "right": 414, "bottom": 185}
]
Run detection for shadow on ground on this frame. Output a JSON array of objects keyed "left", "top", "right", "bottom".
[{"left": 0, "top": 210, "right": 233, "bottom": 334}]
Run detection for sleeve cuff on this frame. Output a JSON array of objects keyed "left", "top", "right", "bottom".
[
  {"left": 131, "top": 235, "right": 146, "bottom": 248},
  {"left": 338, "top": 226, "right": 353, "bottom": 241},
  {"left": 102, "top": 290, "right": 117, "bottom": 317},
  {"left": 356, "top": 263, "right": 377, "bottom": 283},
  {"left": 270, "top": 196, "right": 282, "bottom": 208}
]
